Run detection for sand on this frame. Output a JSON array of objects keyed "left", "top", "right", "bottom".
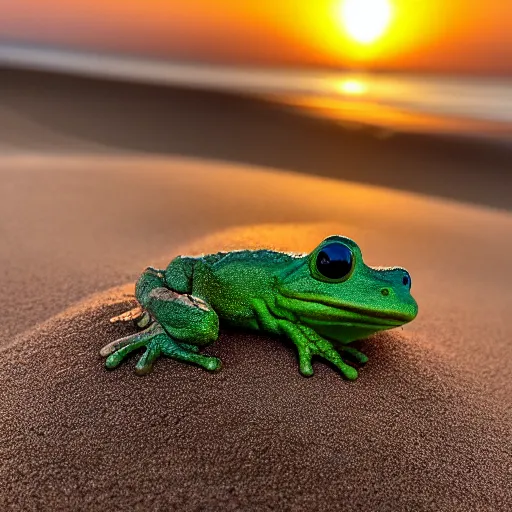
[
  {"left": 1, "top": 69, "right": 511, "bottom": 510},
  {"left": 1, "top": 156, "right": 512, "bottom": 510}
]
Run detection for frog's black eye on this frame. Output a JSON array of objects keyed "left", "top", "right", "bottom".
[
  {"left": 402, "top": 272, "right": 411, "bottom": 289},
  {"left": 314, "top": 243, "right": 354, "bottom": 281}
]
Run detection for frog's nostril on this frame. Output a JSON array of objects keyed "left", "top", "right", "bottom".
[{"left": 381, "top": 288, "right": 390, "bottom": 297}]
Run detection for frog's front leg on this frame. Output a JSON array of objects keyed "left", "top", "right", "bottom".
[
  {"left": 279, "top": 321, "right": 359, "bottom": 380},
  {"left": 101, "top": 267, "right": 220, "bottom": 375}
]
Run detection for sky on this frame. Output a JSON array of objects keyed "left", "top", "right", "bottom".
[{"left": 1, "top": 0, "right": 511, "bottom": 75}]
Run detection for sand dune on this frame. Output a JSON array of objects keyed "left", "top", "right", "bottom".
[
  {"left": 1, "top": 215, "right": 511, "bottom": 510},
  {"left": 1, "top": 282, "right": 509, "bottom": 511}
]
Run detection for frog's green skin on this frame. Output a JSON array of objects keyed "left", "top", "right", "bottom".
[{"left": 100, "top": 235, "right": 418, "bottom": 380}]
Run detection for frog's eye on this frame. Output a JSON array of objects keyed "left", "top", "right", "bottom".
[
  {"left": 402, "top": 271, "right": 411, "bottom": 289},
  {"left": 313, "top": 242, "right": 354, "bottom": 282}
]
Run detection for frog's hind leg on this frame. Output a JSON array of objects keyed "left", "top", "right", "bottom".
[{"left": 102, "top": 264, "right": 222, "bottom": 374}]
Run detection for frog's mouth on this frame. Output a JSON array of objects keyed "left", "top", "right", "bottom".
[{"left": 277, "top": 288, "right": 415, "bottom": 328}]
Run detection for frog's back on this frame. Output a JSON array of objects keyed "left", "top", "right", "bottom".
[
  {"left": 208, "top": 249, "right": 301, "bottom": 269},
  {"left": 194, "top": 249, "right": 303, "bottom": 324}
]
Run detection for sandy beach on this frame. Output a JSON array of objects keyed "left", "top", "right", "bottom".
[{"left": 1, "top": 69, "right": 511, "bottom": 510}]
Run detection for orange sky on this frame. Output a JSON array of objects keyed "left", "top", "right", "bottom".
[{"left": 1, "top": 0, "right": 511, "bottom": 74}]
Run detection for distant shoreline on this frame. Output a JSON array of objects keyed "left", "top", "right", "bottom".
[
  {"left": 2, "top": 39, "right": 512, "bottom": 79},
  {"left": 1, "top": 42, "right": 511, "bottom": 141}
]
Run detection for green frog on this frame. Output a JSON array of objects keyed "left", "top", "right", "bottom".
[{"left": 101, "top": 235, "right": 418, "bottom": 380}]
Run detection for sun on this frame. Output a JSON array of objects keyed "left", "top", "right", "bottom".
[{"left": 339, "top": 0, "right": 393, "bottom": 45}]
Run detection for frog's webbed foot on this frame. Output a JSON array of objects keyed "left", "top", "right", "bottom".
[
  {"left": 100, "top": 322, "right": 221, "bottom": 375},
  {"left": 280, "top": 322, "right": 359, "bottom": 380}
]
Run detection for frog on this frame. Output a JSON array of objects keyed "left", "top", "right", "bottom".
[{"left": 100, "top": 235, "right": 418, "bottom": 380}]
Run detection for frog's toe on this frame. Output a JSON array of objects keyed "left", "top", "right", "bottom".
[
  {"left": 329, "top": 355, "right": 358, "bottom": 380},
  {"left": 105, "top": 344, "right": 141, "bottom": 369},
  {"left": 298, "top": 356, "right": 314, "bottom": 377},
  {"left": 160, "top": 341, "right": 222, "bottom": 372},
  {"left": 201, "top": 356, "right": 222, "bottom": 372},
  {"left": 102, "top": 323, "right": 164, "bottom": 370},
  {"left": 316, "top": 346, "right": 359, "bottom": 380},
  {"left": 341, "top": 365, "right": 359, "bottom": 381},
  {"left": 100, "top": 335, "right": 134, "bottom": 358},
  {"left": 109, "top": 306, "right": 144, "bottom": 324},
  {"left": 100, "top": 323, "right": 161, "bottom": 357},
  {"left": 134, "top": 340, "right": 162, "bottom": 375},
  {"left": 299, "top": 366, "right": 314, "bottom": 378},
  {"left": 181, "top": 352, "right": 222, "bottom": 373},
  {"left": 341, "top": 346, "right": 369, "bottom": 364}
]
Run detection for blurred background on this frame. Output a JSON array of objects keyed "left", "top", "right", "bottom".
[{"left": 0, "top": 0, "right": 511, "bottom": 208}]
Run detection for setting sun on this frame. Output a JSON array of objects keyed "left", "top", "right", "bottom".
[{"left": 340, "top": 0, "right": 393, "bottom": 44}]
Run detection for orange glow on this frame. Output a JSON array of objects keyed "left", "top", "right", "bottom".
[
  {"left": 1, "top": 0, "right": 511, "bottom": 74},
  {"left": 315, "top": 0, "right": 512, "bottom": 74},
  {"left": 277, "top": 94, "right": 512, "bottom": 137}
]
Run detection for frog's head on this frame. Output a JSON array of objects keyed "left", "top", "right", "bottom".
[{"left": 276, "top": 235, "right": 418, "bottom": 344}]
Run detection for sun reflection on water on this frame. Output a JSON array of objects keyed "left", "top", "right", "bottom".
[{"left": 338, "top": 79, "right": 368, "bottom": 96}]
